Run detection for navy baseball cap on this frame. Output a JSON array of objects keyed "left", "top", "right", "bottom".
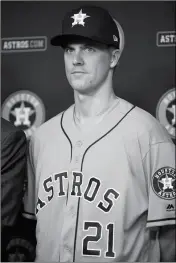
[{"left": 51, "top": 5, "right": 120, "bottom": 49}]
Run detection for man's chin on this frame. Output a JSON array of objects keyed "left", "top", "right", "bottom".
[
  {"left": 72, "top": 86, "right": 97, "bottom": 96},
  {"left": 70, "top": 81, "right": 96, "bottom": 95},
  {"left": 71, "top": 82, "right": 87, "bottom": 92},
  {"left": 73, "top": 86, "right": 87, "bottom": 94}
]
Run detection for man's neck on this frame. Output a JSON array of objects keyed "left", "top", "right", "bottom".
[{"left": 74, "top": 87, "right": 117, "bottom": 122}]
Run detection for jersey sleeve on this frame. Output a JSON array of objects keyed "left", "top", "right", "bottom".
[
  {"left": 22, "top": 134, "right": 38, "bottom": 220},
  {"left": 143, "top": 141, "right": 176, "bottom": 228}
]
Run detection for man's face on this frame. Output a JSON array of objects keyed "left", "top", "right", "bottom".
[{"left": 64, "top": 40, "right": 114, "bottom": 94}]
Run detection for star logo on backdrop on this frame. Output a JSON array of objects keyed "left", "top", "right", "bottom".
[
  {"left": 71, "top": 9, "right": 90, "bottom": 27},
  {"left": 11, "top": 101, "right": 35, "bottom": 127},
  {"left": 156, "top": 88, "right": 175, "bottom": 139},
  {"left": 1, "top": 90, "right": 45, "bottom": 139},
  {"left": 167, "top": 104, "right": 175, "bottom": 125}
]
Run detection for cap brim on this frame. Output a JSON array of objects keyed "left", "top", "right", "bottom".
[
  {"left": 51, "top": 34, "right": 119, "bottom": 49},
  {"left": 51, "top": 34, "right": 94, "bottom": 47}
]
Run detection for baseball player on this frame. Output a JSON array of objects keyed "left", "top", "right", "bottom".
[{"left": 23, "top": 5, "right": 176, "bottom": 262}]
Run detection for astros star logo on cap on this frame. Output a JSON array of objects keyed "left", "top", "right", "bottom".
[{"left": 71, "top": 9, "right": 90, "bottom": 27}]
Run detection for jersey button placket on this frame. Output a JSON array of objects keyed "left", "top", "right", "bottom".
[
  {"left": 75, "top": 140, "right": 83, "bottom": 148},
  {"left": 60, "top": 195, "right": 77, "bottom": 261},
  {"left": 72, "top": 140, "right": 83, "bottom": 168},
  {"left": 74, "top": 155, "right": 80, "bottom": 164},
  {"left": 60, "top": 141, "right": 83, "bottom": 262}
]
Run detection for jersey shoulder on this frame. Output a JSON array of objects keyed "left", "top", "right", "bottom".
[
  {"left": 118, "top": 98, "right": 172, "bottom": 144},
  {"left": 132, "top": 105, "right": 172, "bottom": 144},
  {"left": 32, "top": 104, "right": 74, "bottom": 142}
]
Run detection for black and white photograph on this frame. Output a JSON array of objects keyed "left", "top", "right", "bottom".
[{"left": 1, "top": 1, "right": 175, "bottom": 262}]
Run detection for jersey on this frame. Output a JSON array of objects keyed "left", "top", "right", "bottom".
[{"left": 23, "top": 98, "right": 176, "bottom": 262}]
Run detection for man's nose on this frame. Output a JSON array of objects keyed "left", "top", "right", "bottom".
[{"left": 72, "top": 51, "right": 84, "bottom": 66}]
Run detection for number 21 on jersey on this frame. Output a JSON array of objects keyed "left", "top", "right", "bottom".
[{"left": 82, "top": 221, "right": 116, "bottom": 258}]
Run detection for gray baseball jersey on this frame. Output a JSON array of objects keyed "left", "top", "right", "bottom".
[{"left": 23, "top": 98, "right": 176, "bottom": 262}]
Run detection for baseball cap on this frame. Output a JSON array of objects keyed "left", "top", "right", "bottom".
[{"left": 51, "top": 5, "right": 120, "bottom": 49}]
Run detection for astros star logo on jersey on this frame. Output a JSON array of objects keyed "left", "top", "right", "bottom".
[
  {"left": 71, "top": 9, "right": 90, "bottom": 27},
  {"left": 156, "top": 88, "right": 175, "bottom": 139},
  {"left": 152, "top": 167, "right": 176, "bottom": 200}
]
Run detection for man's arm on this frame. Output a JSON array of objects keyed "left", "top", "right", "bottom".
[
  {"left": 141, "top": 123, "right": 175, "bottom": 261},
  {"left": 159, "top": 225, "right": 176, "bottom": 262},
  {"left": 1, "top": 129, "right": 27, "bottom": 227}
]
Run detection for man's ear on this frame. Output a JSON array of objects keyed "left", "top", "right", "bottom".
[{"left": 110, "top": 49, "right": 121, "bottom": 69}]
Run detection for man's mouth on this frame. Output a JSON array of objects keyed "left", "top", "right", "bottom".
[{"left": 71, "top": 71, "right": 86, "bottom": 74}]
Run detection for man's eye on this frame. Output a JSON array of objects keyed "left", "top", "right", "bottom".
[
  {"left": 65, "top": 48, "right": 73, "bottom": 53},
  {"left": 84, "top": 47, "right": 94, "bottom": 52}
]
